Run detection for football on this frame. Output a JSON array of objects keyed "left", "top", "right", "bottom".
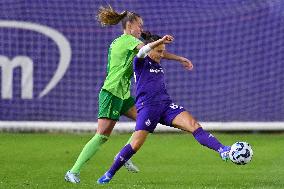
[{"left": 229, "top": 142, "right": 253, "bottom": 165}]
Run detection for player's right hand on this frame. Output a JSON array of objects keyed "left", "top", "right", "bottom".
[{"left": 162, "top": 35, "right": 174, "bottom": 44}]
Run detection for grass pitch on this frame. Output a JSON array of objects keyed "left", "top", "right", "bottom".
[{"left": 0, "top": 132, "right": 283, "bottom": 189}]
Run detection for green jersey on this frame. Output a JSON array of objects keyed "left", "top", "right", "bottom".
[{"left": 102, "top": 34, "right": 142, "bottom": 99}]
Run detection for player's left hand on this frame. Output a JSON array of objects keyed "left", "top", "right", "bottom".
[{"left": 179, "top": 57, "right": 193, "bottom": 70}]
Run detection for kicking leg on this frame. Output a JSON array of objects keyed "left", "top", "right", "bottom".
[{"left": 172, "top": 111, "right": 230, "bottom": 160}]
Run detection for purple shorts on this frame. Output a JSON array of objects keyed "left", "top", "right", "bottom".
[{"left": 135, "top": 102, "right": 185, "bottom": 133}]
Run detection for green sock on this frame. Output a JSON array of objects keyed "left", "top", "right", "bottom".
[{"left": 70, "top": 134, "right": 109, "bottom": 173}]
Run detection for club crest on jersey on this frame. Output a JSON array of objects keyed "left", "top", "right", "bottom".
[
  {"left": 150, "top": 68, "right": 164, "bottom": 74},
  {"left": 113, "top": 110, "right": 119, "bottom": 116},
  {"left": 145, "top": 119, "right": 151, "bottom": 126}
]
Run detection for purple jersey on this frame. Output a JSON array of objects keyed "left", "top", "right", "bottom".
[{"left": 133, "top": 56, "right": 172, "bottom": 110}]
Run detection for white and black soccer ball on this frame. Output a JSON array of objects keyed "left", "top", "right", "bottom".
[{"left": 229, "top": 142, "right": 253, "bottom": 165}]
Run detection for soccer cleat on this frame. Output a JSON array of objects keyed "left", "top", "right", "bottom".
[
  {"left": 97, "top": 172, "right": 113, "bottom": 184},
  {"left": 219, "top": 146, "right": 231, "bottom": 161},
  {"left": 64, "top": 170, "right": 80, "bottom": 183},
  {"left": 124, "top": 159, "right": 140, "bottom": 173}
]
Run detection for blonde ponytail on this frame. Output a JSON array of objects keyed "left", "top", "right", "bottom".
[{"left": 97, "top": 5, "right": 127, "bottom": 26}]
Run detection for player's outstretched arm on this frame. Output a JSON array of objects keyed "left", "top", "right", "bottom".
[{"left": 163, "top": 52, "right": 194, "bottom": 70}]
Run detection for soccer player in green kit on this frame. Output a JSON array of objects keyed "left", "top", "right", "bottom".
[{"left": 65, "top": 5, "right": 193, "bottom": 183}]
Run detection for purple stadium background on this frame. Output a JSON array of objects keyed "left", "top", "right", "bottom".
[{"left": 0, "top": 0, "right": 283, "bottom": 122}]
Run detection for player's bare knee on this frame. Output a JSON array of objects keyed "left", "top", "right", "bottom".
[
  {"left": 96, "top": 128, "right": 111, "bottom": 136},
  {"left": 96, "top": 124, "right": 114, "bottom": 136}
]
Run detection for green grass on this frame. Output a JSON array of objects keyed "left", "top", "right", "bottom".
[{"left": 0, "top": 132, "right": 283, "bottom": 189}]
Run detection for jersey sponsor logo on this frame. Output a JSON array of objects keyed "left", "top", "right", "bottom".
[
  {"left": 0, "top": 20, "right": 72, "bottom": 99},
  {"left": 149, "top": 68, "right": 164, "bottom": 74},
  {"left": 145, "top": 119, "right": 151, "bottom": 126}
]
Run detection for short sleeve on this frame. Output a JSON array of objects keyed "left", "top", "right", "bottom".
[{"left": 127, "top": 36, "right": 143, "bottom": 50}]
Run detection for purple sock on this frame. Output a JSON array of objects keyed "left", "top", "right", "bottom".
[
  {"left": 108, "top": 144, "right": 136, "bottom": 176},
  {"left": 192, "top": 127, "right": 225, "bottom": 152}
]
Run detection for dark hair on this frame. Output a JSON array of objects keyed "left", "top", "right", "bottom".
[
  {"left": 141, "top": 31, "right": 162, "bottom": 44},
  {"left": 96, "top": 4, "right": 141, "bottom": 29}
]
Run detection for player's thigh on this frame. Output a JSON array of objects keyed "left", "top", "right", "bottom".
[
  {"left": 123, "top": 105, "right": 137, "bottom": 121},
  {"left": 172, "top": 111, "right": 201, "bottom": 133},
  {"left": 97, "top": 118, "right": 117, "bottom": 136},
  {"left": 130, "top": 130, "right": 149, "bottom": 151},
  {"left": 121, "top": 96, "right": 137, "bottom": 120}
]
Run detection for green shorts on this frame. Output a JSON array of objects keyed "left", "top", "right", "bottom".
[{"left": 98, "top": 89, "right": 135, "bottom": 120}]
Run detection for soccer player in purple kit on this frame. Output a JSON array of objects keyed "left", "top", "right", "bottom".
[{"left": 97, "top": 33, "right": 231, "bottom": 184}]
